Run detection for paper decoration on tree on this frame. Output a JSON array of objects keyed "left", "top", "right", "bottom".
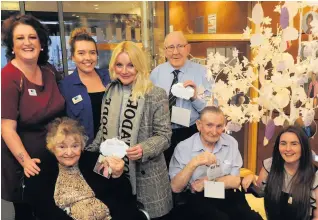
[{"left": 201, "top": 2, "right": 318, "bottom": 144}]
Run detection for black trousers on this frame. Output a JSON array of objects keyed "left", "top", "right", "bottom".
[
  {"left": 13, "top": 202, "right": 36, "bottom": 220},
  {"left": 170, "top": 189, "right": 263, "bottom": 220},
  {"left": 164, "top": 124, "right": 198, "bottom": 167},
  {"left": 152, "top": 214, "right": 170, "bottom": 220}
]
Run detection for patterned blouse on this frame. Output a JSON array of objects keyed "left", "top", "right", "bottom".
[{"left": 54, "top": 164, "right": 111, "bottom": 220}]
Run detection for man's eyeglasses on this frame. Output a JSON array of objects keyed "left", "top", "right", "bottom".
[{"left": 165, "top": 44, "right": 188, "bottom": 52}]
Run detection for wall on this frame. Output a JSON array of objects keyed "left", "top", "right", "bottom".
[
  {"left": 169, "top": 1, "right": 189, "bottom": 33},
  {"left": 169, "top": 1, "right": 250, "bottom": 58},
  {"left": 169, "top": 1, "right": 248, "bottom": 34}
]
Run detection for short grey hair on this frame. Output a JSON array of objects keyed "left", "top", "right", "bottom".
[{"left": 199, "top": 106, "right": 224, "bottom": 120}]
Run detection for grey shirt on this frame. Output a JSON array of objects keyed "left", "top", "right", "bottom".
[{"left": 169, "top": 132, "right": 243, "bottom": 185}]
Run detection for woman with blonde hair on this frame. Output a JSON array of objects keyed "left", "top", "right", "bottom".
[{"left": 87, "top": 41, "right": 173, "bottom": 219}]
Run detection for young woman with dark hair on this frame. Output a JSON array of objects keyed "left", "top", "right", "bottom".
[
  {"left": 242, "top": 126, "right": 318, "bottom": 220},
  {"left": 59, "top": 27, "right": 110, "bottom": 146}
]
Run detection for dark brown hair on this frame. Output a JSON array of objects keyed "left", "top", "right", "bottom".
[
  {"left": 1, "top": 14, "right": 51, "bottom": 65},
  {"left": 264, "top": 126, "right": 315, "bottom": 220},
  {"left": 69, "top": 27, "right": 98, "bottom": 57}
]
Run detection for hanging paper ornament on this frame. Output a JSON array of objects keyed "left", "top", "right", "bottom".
[
  {"left": 250, "top": 34, "right": 265, "bottom": 47},
  {"left": 272, "top": 91, "right": 290, "bottom": 109},
  {"left": 264, "top": 119, "right": 275, "bottom": 146},
  {"left": 302, "top": 109, "right": 315, "bottom": 127},
  {"left": 274, "top": 114, "right": 286, "bottom": 126},
  {"left": 280, "top": 39, "right": 288, "bottom": 52},
  {"left": 252, "top": 3, "right": 264, "bottom": 25},
  {"left": 280, "top": 7, "right": 289, "bottom": 29},
  {"left": 283, "top": 27, "right": 299, "bottom": 41},
  {"left": 262, "top": 115, "right": 271, "bottom": 125},
  {"left": 283, "top": 2, "right": 299, "bottom": 18},
  {"left": 226, "top": 121, "right": 242, "bottom": 132}
]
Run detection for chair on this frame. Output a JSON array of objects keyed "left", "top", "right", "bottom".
[
  {"left": 240, "top": 168, "right": 267, "bottom": 220},
  {"left": 137, "top": 201, "right": 151, "bottom": 220}
]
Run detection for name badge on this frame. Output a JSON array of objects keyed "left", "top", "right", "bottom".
[
  {"left": 72, "top": 95, "right": 83, "bottom": 104},
  {"left": 28, "top": 89, "right": 37, "bottom": 96},
  {"left": 171, "top": 106, "right": 191, "bottom": 127},
  {"left": 204, "top": 180, "right": 225, "bottom": 199}
]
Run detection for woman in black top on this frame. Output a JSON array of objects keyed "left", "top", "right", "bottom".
[{"left": 242, "top": 126, "right": 318, "bottom": 220}]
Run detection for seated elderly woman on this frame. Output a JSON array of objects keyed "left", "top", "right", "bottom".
[{"left": 23, "top": 117, "right": 141, "bottom": 220}]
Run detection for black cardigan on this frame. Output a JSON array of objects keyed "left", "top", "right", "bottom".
[{"left": 24, "top": 151, "right": 140, "bottom": 220}]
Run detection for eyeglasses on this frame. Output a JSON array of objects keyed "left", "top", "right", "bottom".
[{"left": 165, "top": 44, "right": 188, "bottom": 52}]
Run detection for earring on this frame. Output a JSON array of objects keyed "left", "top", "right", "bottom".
[
  {"left": 12, "top": 51, "right": 14, "bottom": 54},
  {"left": 40, "top": 48, "right": 43, "bottom": 51}
]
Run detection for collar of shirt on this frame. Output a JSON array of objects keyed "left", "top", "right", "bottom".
[
  {"left": 166, "top": 59, "right": 191, "bottom": 75},
  {"left": 192, "top": 133, "right": 229, "bottom": 154},
  {"left": 70, "top": 68, "right": 109, "bottom": 86}
]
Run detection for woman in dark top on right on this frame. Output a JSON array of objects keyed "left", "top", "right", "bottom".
[{"left": 242, "top": 126, "right": 318, "bottom": 220}]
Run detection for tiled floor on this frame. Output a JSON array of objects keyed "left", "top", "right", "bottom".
[{"left": 1, "top": 199, "right": 15, "bottom": 220}]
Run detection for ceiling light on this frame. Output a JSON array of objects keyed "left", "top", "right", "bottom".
[
  {"left": 94, "top": 4, "right": 99, "bottom": 7},
  {"left": 95, "top": 8, "right": 99, "bottom": 10},
  {"left": 72, "top": 14, "right": 76, "bottom": 16},
  {"left": 76, "top": 16, "right": 79, "bottom": 18}
]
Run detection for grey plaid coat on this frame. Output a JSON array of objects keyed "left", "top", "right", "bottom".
[{"left": 88, "top": 86, "right": 173, "bottom": 218}]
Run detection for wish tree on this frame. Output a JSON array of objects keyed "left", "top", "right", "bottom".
[{"left": 204, "top": 2, "right": 318, "bottom": 145}]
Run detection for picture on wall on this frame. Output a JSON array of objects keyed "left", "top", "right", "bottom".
[{"left": 302, "top": 11, "right": 318, "bottom": 34}]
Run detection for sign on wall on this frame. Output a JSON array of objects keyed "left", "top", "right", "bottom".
[{"left": 208, "top": 14, "right": 217, "bottom": 34}]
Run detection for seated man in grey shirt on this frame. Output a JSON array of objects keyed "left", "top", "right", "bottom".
[{"left": 169, "top": 106, "right": 262, "bottom": 220}]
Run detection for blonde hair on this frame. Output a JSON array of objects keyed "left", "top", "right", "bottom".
[
  {"left": 46, "top": 117, "right": 88, "bottom": 153},
  {"left": 108, "top": 41, "right": 153, "bottom": 102}
]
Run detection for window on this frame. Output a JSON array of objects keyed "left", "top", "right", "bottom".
[
  {"left": 25, "top": 1, "right": 63, "bottom": 72},
  {"left": 62, "top": 1, "right": 144, "bottom": 74},
  {"left": 1, "top": 1, "right": 20, "bottom": 68}
]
